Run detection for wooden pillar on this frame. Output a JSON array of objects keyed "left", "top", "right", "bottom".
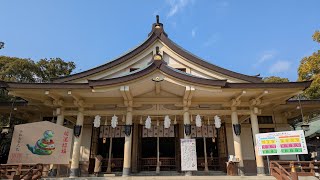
[
  {"left": 231, "top": 106, "right": 244, "bottom": 175},
  {"left": 156, "top": 120, "right": 160, "bottom": 174},
  {"left": 49, "top": 107, "right": 64, "bottom": 177},
  {"left": 183, "top": 107, "right": 191, "bottom": 139},
  {"left": 106, "top": 133, "right": 113, "bottom": 173},
  {"left": 183, "top": 107, "right": 192, "bottom": 176},
  {"left": 122, "top": 107, "right": 133, "bottom": 176},
  {"left": 56, "top": 107, "right": 65, "bottom": 125},
  {"left": 70, "top": 107, "right": 84, "bottom": 177},
  {"left": 131, "top": 123, "right": 139, "bottom": 173},
  {"left": 250, "top": 107, "right": 265, "bottom": 176},
  {"left": 203, "top": 137, "right": 209, "bottom": 172}
]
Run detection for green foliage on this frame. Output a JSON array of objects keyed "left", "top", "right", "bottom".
[
  {"left": 312, "top": 30, "right": 320, "bottom": 43},
  {"left": 0, "top": 56, "right": 39, "bottom": 82},
  {"left": 0, "top": 56, "right": 76, "bottom": 101},
  {"left": 37, "top": 58, "right": 76, "bottom": 82},
  {"left": 263, "top": 76, "right": 290, "bottom": 83},
  {"left": 0, "top": 56, "right": 76, "bottom": 83},
  {"left": 298, "top": 50, "right": 320, "bottom": 99},
  {"left": 298, "top": 31, "right": 320, "bottom": 99}
]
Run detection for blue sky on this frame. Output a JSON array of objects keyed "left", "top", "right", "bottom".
[{"left": 0, "top": 0, "right": 319, "bottom": 81}]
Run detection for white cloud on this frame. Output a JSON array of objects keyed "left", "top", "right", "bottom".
[
  {"left": 191, "top": 27, "right": 197, "bottom": 38},
  {"left": 269, "top": 60, "right": 292, "bottom": 74},
  {"left": 259, "top": 53, "right": 274, "bottom": 63},
  {"left": 166, "top": 0, "right": 194, "bottom": 17},
  {"left": 253, "top": 50, "right": 276, "bottom": 67}
]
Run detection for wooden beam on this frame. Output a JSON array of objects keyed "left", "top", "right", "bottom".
[
  {"left": 183, "top": 86, "right": 195, "bottom": 107},
  {"left": 120, "top": 86, "right": 132, "bottom": 107},
  {"left": 44, "top": 90, "right": 62, "bottom": 101},
  {"left": 68, "top": 90, "right": 82, "bottom": 102},
  {"left": 155, "top": 82, "right": 161, "bottom": 94}
]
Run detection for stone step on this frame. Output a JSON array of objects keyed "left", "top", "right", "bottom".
[
  {"left": 42, "top": 175, "right": 277, "bottom": 180},
  {"left": 131, "top": 170, "right": 226, "bottom": 176}
]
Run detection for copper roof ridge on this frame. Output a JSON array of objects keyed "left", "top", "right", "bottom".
[
  {"left": 224, "top": 81, "right": 312, "bottom": 89},
  {"left": 51, "top": 16, "right": 266, "bottom": 84},
  {"left": 2, "top": 81, "right": 89, "bottom": 89},
  {"left": 89, "top": 60, "right": 228, "bottom": 87},
  {"left": 159, "top": 34, "right": 263, "bottom": 83},
  {"left": 52, "top": 33, "right": 159, "bottom": 83}
]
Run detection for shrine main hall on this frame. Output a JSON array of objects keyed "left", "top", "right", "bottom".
[{"left": 1, "top": 16, "right": 319, "bottom": 177}]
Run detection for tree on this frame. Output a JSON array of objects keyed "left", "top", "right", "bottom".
[
  {"left": 298, "top": 30, "right": 320, "bottom": 99},
  {"left": 37, "top": 58, "right": 76, "bottom": 82},
  {"left": 263, "top": 76, "right": 289, "bottom": 83},
  {"left": 0, "top": 56, "right": 39, "bottom": 83},
  {"left": 0, "top": 56, "right": 76, "bottom": 83},
  {"left": 312, "top": 30, "right": 320, "bottom": 43}
]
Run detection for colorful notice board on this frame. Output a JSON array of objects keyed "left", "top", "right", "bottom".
[{"left": 256, "top": 130, "right": 308, "bottom": 156}]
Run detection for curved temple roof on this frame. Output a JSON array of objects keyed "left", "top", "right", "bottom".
[
  {"left": 0, "top": 58, "right": 312, "bottom": 89},
  {"left": 52, "top": 16, "right": 263, "bottom": 83}
]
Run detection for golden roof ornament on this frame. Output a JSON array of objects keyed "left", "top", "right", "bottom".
[{"left": 153, "top": 46, "right": 162, "bottom": 60}]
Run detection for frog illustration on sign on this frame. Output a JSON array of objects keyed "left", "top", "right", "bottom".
[{"left": 27, "top": 130, "right": 55, "bottom": 155}]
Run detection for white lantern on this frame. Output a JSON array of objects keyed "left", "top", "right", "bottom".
[
  {"left": 164, "top": 115, "right": 171, "bottom": 129},
  {"left": 214, "top": 115, "right": 221, "bottom": 128},
  {"left": 111, "top": 115, "right": 118, "bottom": 128},
  {"left": 145, "top": 116, "right": 152, "bottom": 129},
  {"left": 93, "top": 115, "right": 101, "bottom": 128},
  {"left": 196, "top": 114, "right": 202, "bottom": 127}
]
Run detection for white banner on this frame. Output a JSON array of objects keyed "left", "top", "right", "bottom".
[
  {"left": 7, "top": 121, "right": 73, "bottom": 164},
  {"left": 181, "top": 139, "right": 197, "bottom": 171},
  {"left": 256, "top": 130, "right": 308, "bottom": 156}
]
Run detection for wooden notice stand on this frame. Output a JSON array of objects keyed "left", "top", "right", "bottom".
[{"left": 226, "top": 161, "right": 239, "bottom": 176}]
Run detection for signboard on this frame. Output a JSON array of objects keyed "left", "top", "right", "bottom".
[
  {"left": 256, "top": 130, "right": 308, "bottom": 156},
  {"left": 7, "top": 121, "right": 73, "bottom": 164},
  {"left": 180, "top": 139, "right": 197, "bottom": 171}
]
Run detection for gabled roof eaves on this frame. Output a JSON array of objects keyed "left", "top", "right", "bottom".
[
  {"left": 52, "top": 34, "right": 158, "bottom": 83},
  {"left": 3, "top": 82, "right": 89, "bottom": 89},
  {"left": 159, "top": 34, "right": 263, "bottom": 83},
  {"left": 224, "top": 81, "right": 312, "bottom": 89},
  {"left": 52, "top": 24, "right": 263, "bottom": 84},
  {"left": 88, "top": 60, "right": 228, "bottom": 87}
]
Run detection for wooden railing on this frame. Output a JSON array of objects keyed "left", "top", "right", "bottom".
[
  {"left": 101, "top": 158, "right": 124, "bottom": 172},
  {"left": 0, "top": 163, "right": 44, "bottom": 180},
  {"left": 140, "top": 157, "right": 176, "bottom": 171},
  {"left": 270, "top": 161, "right": 320, "bottom": 180},
  {"left": 197, "top": 157, "right": 221, "bottom": 171}
]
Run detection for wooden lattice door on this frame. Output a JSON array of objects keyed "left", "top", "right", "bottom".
[{"left": 218, "top": 123, "right": 228, "bottom": 172}]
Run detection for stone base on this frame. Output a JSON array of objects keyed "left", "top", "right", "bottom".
[
  {"left": 122, "top": 168, "right": 130, "bottom": 176},
  {"left": 257, "top": 167, "right": 266, "bottom": 176},
  {"left": 238, "top": 166, "right": 245, "bottom": 176},
  {"left": 48, "top": 168, "right": 57, "bottom": 177},
  {"left": 69, "top": 168, "right": 80, "bottom": 177},
  {"left": 156, "top": 166, "right": 160, "bottom": 175}
]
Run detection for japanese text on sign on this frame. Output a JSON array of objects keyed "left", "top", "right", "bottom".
[{"left": 256, "top": 130, "right": 308, "bottom": 156}]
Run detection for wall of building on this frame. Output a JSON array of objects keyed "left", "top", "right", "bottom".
[
  {"left": 79, "top": 125, "right": 92, "bottom": 176},
  {"left": 226, "top": 124, "right": 255, "bottom": 159}
]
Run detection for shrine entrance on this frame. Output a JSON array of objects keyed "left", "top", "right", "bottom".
[
  {"left": 94, "top": 125, "right": 127, "bottom": 172},
  {"left": 138, "top": 125, "right": 179, "bottom": 172},
  {"left": 195, "top": 138, "right": 219, "bottom": 171},
  {"left": 191, "top": 124, "right": 228, "bottom": 172}
]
